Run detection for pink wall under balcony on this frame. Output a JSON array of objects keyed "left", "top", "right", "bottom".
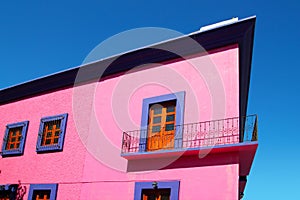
[
  {"left": 79, "top": 152, "right": 239, "bottom": 199},
  {"left": 0, "top": 44, "right": 239, "bottom": 199}
]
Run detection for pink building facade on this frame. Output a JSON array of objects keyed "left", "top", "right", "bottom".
[{"left": 0, "top": 17, "right": 257, "bottom": 200}]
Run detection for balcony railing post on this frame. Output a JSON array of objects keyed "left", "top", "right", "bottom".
[
  {"left": 239, "top": 116, "right": 244, "bottom": 143},
  {"left": 251, "top": 115, "right": 258, "bottom": 141}
]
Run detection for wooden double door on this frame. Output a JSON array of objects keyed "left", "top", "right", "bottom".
[{"left": 147, "top": 101, "right": 176, "bottom": 151}]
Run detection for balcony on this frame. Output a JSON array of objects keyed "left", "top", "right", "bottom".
[{"left": 121, "top": 115, "right": 258, "bottom": 159}]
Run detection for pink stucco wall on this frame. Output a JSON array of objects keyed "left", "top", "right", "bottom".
[
  {"left": 0, "top": 89, "right": 86, "bottom": 199},
  {"left": 0, "top": 44, "right": 239, "bottom": 199},
  {"left": 79, "top": 152, "right": 239, "bottom": 200},
  {"left": 94, "top": 44, "right": 239, "bottom": 134}
]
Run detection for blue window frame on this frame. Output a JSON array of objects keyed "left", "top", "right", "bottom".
[
  {"left": 28, "top": 184, "right": 58, "bottom": 200},
  {"left": 1, "top": 121, "right": 29, "bottom": 157},
  {"left": 134, "top": 181, "right": 180, "bottom": 200},
  {"left": 140, "top": 91, "right": 185, "bottom": 151},
  {"left": 36, "top": 113, "right": 68, "bottom": 153}
]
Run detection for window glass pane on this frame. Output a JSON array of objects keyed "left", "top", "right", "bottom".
[
  {"left": 47, "top": 132, "right": 52, "bottom": 137},
  {"left": 153, "top": 116, "right": 161, "bottom": 124},
  {"left": 45, "top": 139, "right": 51, "bottom": 145},
  {"left": 48, "top": 124, "right": 53, "bottom": 130},
  {"left": 55, "top": 131, "right": 60, "bottom": 136},
  {"left": 167, "top": 106, "right": 175, "bottom": 113},
  {"left": 166, "top": 114, "right": 175, "bottom": 122},
  {"left": 165, "top": 124, "right": 174, "bottom": 131},
  {"left": 152, "top": 125, "right": 161, "bottom": 133},
  {"left": 153, "top": 107, "right": 162, "bottom": 114}
]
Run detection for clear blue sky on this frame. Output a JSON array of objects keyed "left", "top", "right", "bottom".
[{"left": 1, "top": 1, "right": 299, "bottom": 199}]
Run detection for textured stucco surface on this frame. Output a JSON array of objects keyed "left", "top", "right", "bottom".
[
  {"left": 0, "top": 88, "right": 87, "bottom": 199},
  {"left": 0, "top": 44, "right": 239, "bottom": 199},
  {"left": 80, "top": 151, "right": 238, "bottom": 200}
]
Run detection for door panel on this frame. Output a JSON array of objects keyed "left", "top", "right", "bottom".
[{"left": 147, "top": 101, "right": 176, "bottom": 151}]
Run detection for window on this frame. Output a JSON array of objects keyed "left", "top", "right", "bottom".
[
  {"left": 140, "top": 92, "right": 185, "bottom": 152},
  {"left": 134, "top": 181, "right": 179, "bottom": 200},
  {"left": 28, "top": 184, "right": 58, "bottom": 200},
  {"left": 1, "top": 121, "right": 29, "bottom": 156},
  {"left": 36, "top": 113, "right": 68, "bottom": 153}
]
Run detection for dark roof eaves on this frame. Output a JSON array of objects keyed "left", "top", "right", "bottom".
[{"left": 0, "top": 17, "right": 256, "bottom": 107}]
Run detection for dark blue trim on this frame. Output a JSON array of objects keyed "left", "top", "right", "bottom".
[
  {"left": 1, "top": 121, "right": 29, "bottom": 157},
  {"left": 28, "top": 184, "right": 58, "bottom": 200},
  {"left": 134, "top": 181, "right": 180, "bottom": 200},
  {"left": 140, "top": 91, "right": 185, "bottom": 151},
  {"left": 36, "top": 113, "right": 68, "bottom": 153}
]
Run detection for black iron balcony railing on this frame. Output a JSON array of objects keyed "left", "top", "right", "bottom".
[{"left": 121, "top": 115, "right": 258, "bottom": 154}]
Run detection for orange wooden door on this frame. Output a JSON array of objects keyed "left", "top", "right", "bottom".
[
  {"left": 35, "top": 194, "right": 50, "bottom": 200},
  {"left": 142, "top": 189, "right": 171, "bottom": 200},
  {"left": 33, "top": 191, "right": 50, "bottom": 200},
  {"left": 147, "top": 101, "right": 176, "bottom": 151}
]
